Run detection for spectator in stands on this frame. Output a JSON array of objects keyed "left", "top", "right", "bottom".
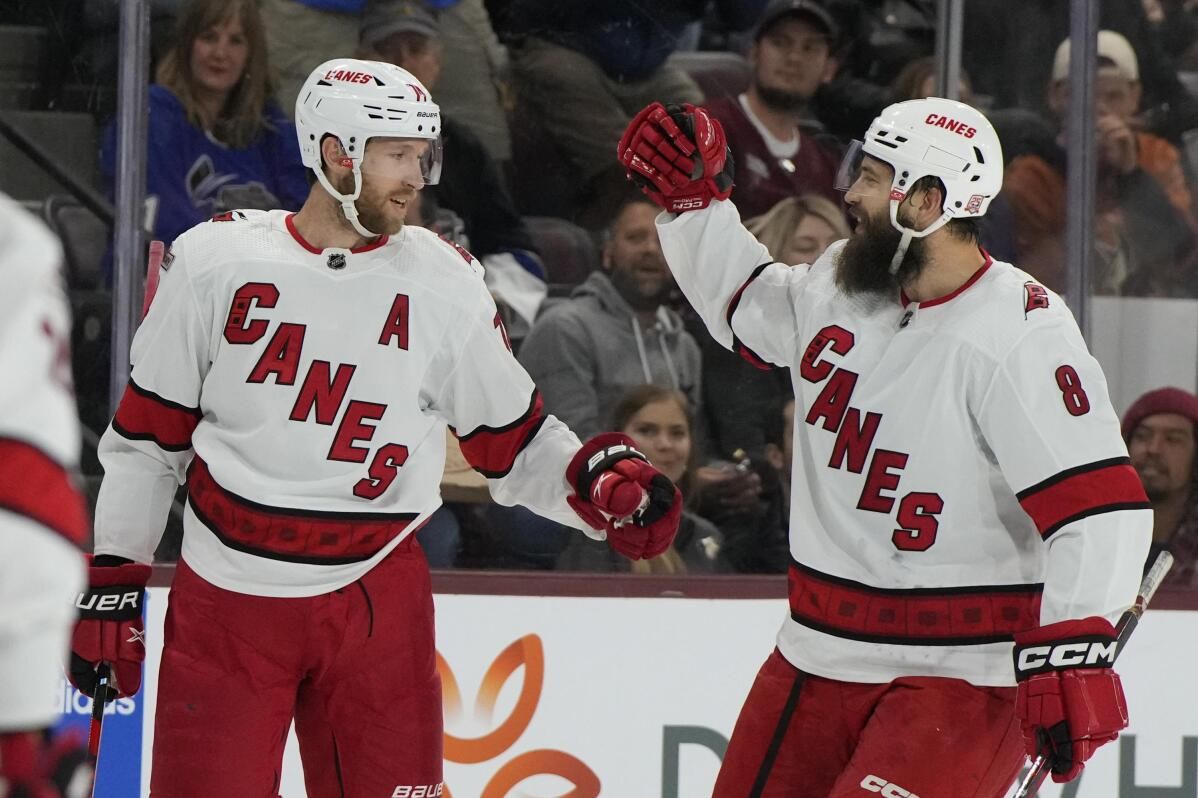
[
  {"left": 519, "top": 193, "right": 703, "bottom": 440},
  {"left": 1123, "top": 387, "right": 1198, "bottom": 587},
  {"left": 705, "top": 0, "right": 843, "bottom": 220},
  {"left": 557, "top": 385, "right": 725, "bottom": 573},
  {"left": 889, "top": 55, "right": 974, "bottom": 103},
  {"left": 962, "top": 0, "right": 1198, "bottom": 143},
  {"left": 433, "top": 0, "right": 514, "bottom": 167},
  {"left": 1003, "top": 30, "right": 1196, "bottom": 295},
  {"left": 361, "top": 0, "right": 546, "bottom": 336},
  {"left": 101, "top": 0, "right": 307, "bottom": 272},
  {"left": 504, "top": 0, "right": 768, "bottom": 227},
  {"left": 263, "top": 0, "right": 467, "bottom": 114},
  {"left": 745, "top": 193, "right": 849, "bottom": 264},
  {"left": 261, "top": 0, "right": 362, "bottom": 116},
  {"left": 1142, "top": 0, "right": 1198, "bottom": 69}
]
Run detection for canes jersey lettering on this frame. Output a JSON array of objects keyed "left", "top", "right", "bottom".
[
  {"left": 0, "top": 195, "right": 88, "bottom": 547},
  {"left": 657, "top": 200, "right": 1151, "bottom": 686},
  {"left": 94, "top": 210, "right": 588, "bottom": 597}
]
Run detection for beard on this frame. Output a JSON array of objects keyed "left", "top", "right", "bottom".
[
  {"left": 834, "top": 209, "right": 929, "bottom": 297},
  {"left": 609, "top": 265, "right": 672, "bottom": 312},
  {"left": 333, "top": 171, "right": 405, "bottom": 236},
  {"left": 756, "top": 83, "right": 809, "bottom": 112}
]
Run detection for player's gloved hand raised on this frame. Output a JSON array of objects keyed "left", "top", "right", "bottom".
[
  {"left": 1013, "top": 617, "right": 1128, "bottom": 783},
  {"left": 0, "top": 730, "right": 93, "bottom": 798},
  {"left": 617, "top": 101, "right": 734, "bottom": 213},
  {"left": 566, "top": 433, "right": 682, "bottom": 559},
  {"left": 69, "top": 555, "right": 152, "bottom": 701}
]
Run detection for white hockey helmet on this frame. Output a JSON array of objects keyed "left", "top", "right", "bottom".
[
  {"left": 837, "top": 97, "right": 1003, "bottom": 271},
  {"left": 295, "top": 58, "right": 443, "bottom": 238}
]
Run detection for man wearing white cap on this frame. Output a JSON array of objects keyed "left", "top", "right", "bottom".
[
  {"left": 1004, "top": 30, "right": 1195, "bottom": 296},
  {"left": 1048, "top": 30, "right": 1192, "bottom": 221}
]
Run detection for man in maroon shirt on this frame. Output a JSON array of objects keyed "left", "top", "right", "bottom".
[{"left": 707, "top": 0, "right": 843, "bottom": 219}]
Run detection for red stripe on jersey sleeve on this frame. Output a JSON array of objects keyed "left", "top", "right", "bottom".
[
  {"left": 0, "top": 438, "right": 88, "bottom": 545},
  {"left": 1017, "top": 457, "right": 1150, "bottom": 538},
  {"left": 726, "top": 263, "right": 780, "bottom": 371},
  {"left": 454, "top": 390, "right": 547, "bottom": 479},
  {"left": 111, "top": 380, "right": 201, "bottom": 452}
]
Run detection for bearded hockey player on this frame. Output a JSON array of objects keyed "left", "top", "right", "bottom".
[
  {"left": 619, "top": 98, "right": 1151, "bottom": 796},
  {"left": 70, "top": 59, "right": 681, "bottom": 796},
  {"left": 0, "top": 195, "right": 91, "bottom": 797}
]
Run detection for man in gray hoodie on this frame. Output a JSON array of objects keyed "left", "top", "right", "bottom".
[{"left": 519, "top": 194, "right": 703, "bottom": 440}]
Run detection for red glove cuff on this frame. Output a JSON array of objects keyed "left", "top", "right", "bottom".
[{"left": 85, "top": 556, "right": 152, "bottom": 589}]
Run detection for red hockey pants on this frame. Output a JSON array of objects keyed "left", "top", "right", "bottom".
[
  {"left": 713, "top": 649, "right": 1026, "bottom": 798},
  {"left": 149, "top": 542, "right": 442, "bottom": 798}
]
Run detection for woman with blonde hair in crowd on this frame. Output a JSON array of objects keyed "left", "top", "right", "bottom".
[
  {"left": 101, "top": 0, "right": 307, "bottom": 279},
  {"left": 557, "top": 385, "right": 725, "bottom": 575},
  {"left": 745, "top": 193, "right": 850, "bottom": 266}
]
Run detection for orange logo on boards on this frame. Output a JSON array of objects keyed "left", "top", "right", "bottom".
[{"left": 438, "top": 635, "right": 600, "bottom": 798}]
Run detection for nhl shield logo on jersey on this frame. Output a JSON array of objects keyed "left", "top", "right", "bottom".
[
  {"left": 327, "top": 252, "right": 347, "bottom": 271},
  {"left": 1023, "top": 281, "right": 1049, "bottom": 316}
]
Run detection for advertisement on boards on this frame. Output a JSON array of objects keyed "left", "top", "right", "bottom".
[{"left": 83, "top": 588, "right": 1196, "bottom": 797}]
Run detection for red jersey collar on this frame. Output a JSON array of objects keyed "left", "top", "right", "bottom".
[
  {"left": 285, "top": 213, "right": 389, "bottom": 255},
  {"left": 900, "top": 249, "right": 994, "bottom": 308}
]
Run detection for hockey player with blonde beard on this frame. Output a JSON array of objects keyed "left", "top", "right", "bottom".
[
  {"left": 619, "top": 98, "right": 1151, "bottom": 796},
  {"left": 69, "top": 59, "right": 682, "bottom": 796}
]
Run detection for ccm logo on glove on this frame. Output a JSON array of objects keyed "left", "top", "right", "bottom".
[
  {"left": 1015, "top": 636, "right": 1118, "bottom": 677},
  {"left": 860, "top": 775, "right": 920, "bottom": 798}
]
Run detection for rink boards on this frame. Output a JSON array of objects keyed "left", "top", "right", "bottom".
[{"left": 68, "top": 583, "right": 1196, "bottom": 798}]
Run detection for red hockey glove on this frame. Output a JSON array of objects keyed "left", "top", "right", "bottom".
[
  {"left": 69, "top": 556, "right": 152, "bottom": 701},
  {"left": 618, "top": 101, "right": 734, "bottom": 213},
  {"left": 566, "top": 433, "right": 682, "bottom": 560},
  {"left": 0, "top": 730, "right": 93, "bottom": 798},
  {"left": 1013, "top": 617, "right": 1128, "bottom": 783}
]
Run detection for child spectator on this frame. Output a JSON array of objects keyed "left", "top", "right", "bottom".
[{"left": 557, "top": 385, "right": 725, "bottom": 573}]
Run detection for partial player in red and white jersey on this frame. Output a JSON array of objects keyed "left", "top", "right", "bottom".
[
  {"left": 620, "top": 98, "right": 1152, "bottom": 796},
  {"left": 70, "top": 59, "right": 682, "bottom": 796},
  {"left": 0, "top": 195, "right": 92, "bottom": 796}
]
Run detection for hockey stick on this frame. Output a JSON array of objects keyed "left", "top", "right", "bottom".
[
  {"left": 1013, "top": 550, "right": 1175, "bottom": 797},
  {"left": 87, "top": 662, "right": 111, "bottom": 787}
]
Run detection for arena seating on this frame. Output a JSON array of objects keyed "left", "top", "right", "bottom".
[{"left": 522, "top": 215, "right": 600, "bottom": 296}]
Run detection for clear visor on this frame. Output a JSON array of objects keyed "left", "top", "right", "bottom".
[
  {"left": 357, "top": 136, "right": 444, "bottom": 186},
  {"left": 835, "top": 139, "right": 865, "bottom": 192}
]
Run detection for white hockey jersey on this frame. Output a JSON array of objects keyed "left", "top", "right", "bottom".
[
  {"left": 94, "top": 210, "right": 589, "bottom": 597},
  {"left": 0, "top": 194, "right": 88, "bottom": 548},
  {"left": 657, "top": 200, "right": 1152, "bottom": 686}
]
